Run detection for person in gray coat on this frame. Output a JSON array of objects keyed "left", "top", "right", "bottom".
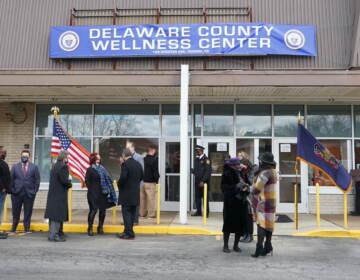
[
  {"left": 10, "top": 150, "right": 40, "bottom": 233},
  {"left": 44, "top": 150, "right": 72, "bottom": 242}
]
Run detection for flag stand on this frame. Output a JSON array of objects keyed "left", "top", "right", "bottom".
[
  {"left": 294, "top": 161, "right": 299, "bottom": 230},
  {"left": 316, "top": 183, "right": 321, "bottom": 227},
  {"left": 344, "top": 192, "right": 348, "bottom": 228}
]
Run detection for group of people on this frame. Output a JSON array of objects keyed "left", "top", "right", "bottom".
[{"left": 221, "top": 151, "right": 277, "bottom": 258}]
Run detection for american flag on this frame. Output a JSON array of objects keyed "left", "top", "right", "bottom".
[{"left": 51, "top": 119, "right": 90, "bottom": 186}]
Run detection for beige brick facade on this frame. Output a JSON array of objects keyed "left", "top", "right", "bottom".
[{"left": 309, "top": 194, "right": 355, "bottom": 214}]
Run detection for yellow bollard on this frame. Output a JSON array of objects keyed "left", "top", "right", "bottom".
[
  {"left": 2, "top": 194, "right": 8, "bottom": 222},
  {"left": 294, "top": 183, "right": 298, "bottom": 230},
  {"left": 203, "top": 183, "right": 208, "bottom": 226},
  {"left": 316, "top": 183, "right": 320, "bottom": 228},
  {"left": 112, "top": 180, "right": 118, "bottom": 225},
  {"left": 344, "top": 192, "right": 348, "bottom": 229},
  {"left": 156, "top": 184, "right": 160, "bottom": 225},
  {"left": 68, "top": 188, "right": 73, "bottom": 224}
]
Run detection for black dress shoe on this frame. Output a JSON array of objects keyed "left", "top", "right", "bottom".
[
  {"left": 118, "top": 234, "right": 134, "bottom": 240},
  {"left": 233, "top": 245, "right": 242, "bottom": 253},
  {"left": 97, "top": 226, "right": 104, "bottom": 235},
  {"left": 48, "top": 235, "right": 66, "bottom": 242},
  {"left": 58, "top": 231, "right": 67, "bottom": 238},
  {"left": 223, "top": 246, "right": 231, "bottom": 253},
  {"left": 191, "top": 212, "right": 202, "bottom": 217},
  {"left": 24, "top": 228, "right": 32, "bottom": 233}
]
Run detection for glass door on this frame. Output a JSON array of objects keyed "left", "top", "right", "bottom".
[
  {"left": 273, "top": 138, "right": 308, "bottom": 213},
  {"left": 199, "top": 138, "right": 235, "bottom": 212},
  {"left": 160, "top": 139, "right": 181, "bottom": 211}
]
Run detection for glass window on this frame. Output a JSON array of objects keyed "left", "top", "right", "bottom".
[
  {"left": 36, "top": 104, "right": 92, "bottom": 136},
  {"left": 236, "top": 105, "right": 271, "bottom": 137},
  {"left": 162, "top": 105, "right": 180, "bottom": 137},
  {"left": 354, "top": 106, "right": 360, "bottom": 137},
  {"left": 307, "top": 105, "right": 351, "bottom": 137},
  {"left": 35, "top": 137, "right": 91, "bottom": 183},
  {"left": 94, "top": 104, "right": 159, "bottom": 136},
  {"left": 165, "top": 142, "right": 181, "bottom": 201},
  {"left": 193, "top": 104, "right": 202, "bottom": 136},
  {"left": 203, "top": 105, "right": 233, "bottom": 136},
  {"left": 259, "top": 139, "right": 272, "bottom": 155},
  {"left": 236, "top": 139, "right": 254, "bottom": 163},
  {"left": 93, "top": 137, "right": 158, "bottom": 179},
  {"left": 308, "top": 140, "right": 349, "bottom": 186},
  {"left": 274, "top": 105, "right": 304, "bottom": 137},
  {"left": 354, "top": 140, "right": 360, "bottom": 169}
]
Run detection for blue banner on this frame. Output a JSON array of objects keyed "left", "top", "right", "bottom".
[
  {"left": 297, "top": 123, "right": 352, "bottom": 192},
  {"left": 49, "top": 23, "right": 316, "bottom": 58}
]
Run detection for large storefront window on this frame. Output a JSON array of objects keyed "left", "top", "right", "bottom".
[
  {"left": 162, "top": 105, "right": 180, "bottom": 136},
  {"left": 236, "top": 139, "right": 272, "bottom": 163},
  {"left": 203, "top": 104, "right": 233, "bottom": 136},
  {"left": 308, "top": 140, "right": 349, "bottom": 186},
  {"left": 193, "top": 104, "right": 202, "bottom": 136},
  {"left": 94, "top": 104, "right": 160, "bottom": 136},
  {"left": 274, "top": 105, "right": 304, "bottom": 137},
  {"left": 307, "top": 105, "right": 351, "bottom": 137},
  {"left": 236, "top": 105, "right": 271, "bottom": 137},
  {"left": 353, "top": 106, "right": 360, "bottom": 137}
]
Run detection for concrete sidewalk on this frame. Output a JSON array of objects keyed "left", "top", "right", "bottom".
[{"left": 2, "top": 208, "right": 360, "bottom": 237}]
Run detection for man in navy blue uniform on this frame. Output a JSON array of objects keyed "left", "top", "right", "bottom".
[
  {"left": 192, "top": 145, "right": 212, "bottom": 217},
  {"left": 10, "top": 150, "right": 40, "bottom": 232}
]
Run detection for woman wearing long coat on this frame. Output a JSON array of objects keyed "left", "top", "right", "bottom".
[
  {"left": 250, "top": 152, "right": 277, "bottom": 258},
  {"left": 44, "top": 150, "right": 72, "bottom": 242},
  {"left": 221, "top": 157, "right": 248, "bottom": 253},
  {"left": 85, "top": 153, "right": 116, "bottom": 236}
]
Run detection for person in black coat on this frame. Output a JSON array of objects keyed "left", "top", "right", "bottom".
[
  {"left": 44, "top": 150, "right": 72, "bottom": 242},
  {"left": 117, "top": 148, "right": 143, "bottom": 240},
  {"left": 0, "top": 147, "right": 11, "bottom": 239},
  {"left": 221, "top": 157, "right": 248, "bottom": 253},
  {"left": 85, "top": 153, "right": 116, "bottom": 236}
]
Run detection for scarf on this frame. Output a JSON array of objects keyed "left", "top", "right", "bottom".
[{"left": 93, "top": 164, "right": 117, "bottom": 205}]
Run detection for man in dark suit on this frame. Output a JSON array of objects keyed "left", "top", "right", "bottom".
[
  {"left": 192, "top": 145, "right": 212, "bottom": 217},
  {"left": 10, "top": 150, "right": 40, "bottom": 232},
  {"left": 0, "top": 147, "right": 11, "bottom": 239},
  {"left": 117, "top": 148, "right": 143, "bottom": 240}
]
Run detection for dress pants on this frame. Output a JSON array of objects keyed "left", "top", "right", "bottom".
[
  {"left": 355, "top": 182, "right": 360, "bottom": 214},
  {"left": 49, "top": 220, "right": 61, "bottom": 240},
  {"left": 0, "top": 192, "right": 7, "bottom": 225},
  {"left": 194, "top": 181, "right": 209, "bottom": 215},
  {"left": 140, "top": 183, "right": 157, "bottom": 218},
  {"left": 122, "top": 205, "right": 137, "bottom": 237},
  {"left": 11, "top": 189, "right": 35, "bottom": 231}
]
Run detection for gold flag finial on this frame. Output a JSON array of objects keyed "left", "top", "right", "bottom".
[
  {"left": 297, "top": 111, "right": 301, "bottom": 124},
  {"left": 51, "top": 106, "right": 60, "bottom": 120}
]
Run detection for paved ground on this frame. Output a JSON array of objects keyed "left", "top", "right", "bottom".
[{"left": 0, "top": 233, "right": 359, "bottom": 280}]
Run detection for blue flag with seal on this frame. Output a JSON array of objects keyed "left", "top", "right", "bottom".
[{"left": 296, "top": 123, "right": 352, "bottom": 192}]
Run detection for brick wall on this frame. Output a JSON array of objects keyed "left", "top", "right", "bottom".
[{"left": 309, "top": 194, "right": 355, "bottom": 214}]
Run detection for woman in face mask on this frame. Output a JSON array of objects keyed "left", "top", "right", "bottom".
[
  {"left": 220, "top": 157, "right": 249, "bottom": 253},
  {"left": 85, "top": 153, "right": 117, "bottom": 236}
]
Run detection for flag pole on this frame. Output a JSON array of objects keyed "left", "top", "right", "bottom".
[
  {"left": 294, "top": 112, "right": 301, "bottom": 230},
  {"left": 344, "top": 192, "right": 348, "bottom": 228}
]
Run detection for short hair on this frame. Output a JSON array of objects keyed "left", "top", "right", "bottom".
[
  {"left": 126, "top": 140, "right": 135, "bottom": 148},
  {"left": 57, "top": 150, "right": 68, "bottom": 161},
  {"left": 148, "top": 145, "right": 157, "bottom": 152},
  {"left": 0, "top": 146, "right": 6, "bottom": 156},
  {"left": 21, "top": 150, "right": 30, "bottom": 156},
  {"left": 89, "top": 153, "right": 99, "bottom": 165},
  {"left": 122, "top": 148, "right": 132, "bottom": 158}
]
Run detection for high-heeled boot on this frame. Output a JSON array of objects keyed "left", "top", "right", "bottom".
[
  {"left": 261, "top": 230, "right": 273, "bottom": 256},
  {"left": 87, "top": 209, "right": 96, "bottom": 236},
  {"left": 251, "top": 225, "right": 265, "bottom": 258},
  {"left": 97, "top": 209, "right": 105, "bottom": 235}
]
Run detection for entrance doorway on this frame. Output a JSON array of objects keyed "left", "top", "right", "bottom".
[{"left": 273, "top": 138, "right": 308, "bottom": 213}]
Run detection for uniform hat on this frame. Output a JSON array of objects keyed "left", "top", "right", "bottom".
[
  {"left": 195, "top": 145, "right": 205, "bottom": 150},
  {"left": 258, "top": 152, "right": 276, "bottom": 165},
  {"left": 225, "top": 157, "right": 240, "bottom": 165}
]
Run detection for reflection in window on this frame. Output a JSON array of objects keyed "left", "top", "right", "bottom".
[
  {"left": 161, "top": 104, "right": 192, "bottom": 136},
  {"left": 308, "top": 140, "right": 348, "bottom": 186},
  {"left": 236, "top": 139, "right": 254, "bottom": 163},
  {"left": 203, "top": 105, "right": 233, "bottom": 136},
  {"left": 274, "top": 105, "right": 304, "bottom": 137},
  {"left": 354, "top": 106, "right": 360, "bottom": 137},
  {"left": 36, "top": 104, "right": 92, "bottom": 136},
  {"left": 94, "top": 104, "right": 159, "bottom": 136},
  {"left": 307, "top": 105, "right": 351, "bottom": 137},
  {"left": 94, "top": 137, "right": 158, "bottom": 180},
  {"left": 34, "top": 137, "right": 91, "bottom": 183},
  {"left": 236, "top": 105, "right": 271, "bottom": 136},
  {"left": 194, "top": 104, "right": 202, "bottom": 136}
]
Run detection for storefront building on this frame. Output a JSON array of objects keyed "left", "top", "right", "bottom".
[{"left": 1, "top": 0, "right": 360, "bottom": 215}]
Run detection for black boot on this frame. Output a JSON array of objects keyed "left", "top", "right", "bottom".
[
  {"left": 233, "top": 233, "right": 242, "bottom": 252},
  {"left": 261, "top": 230, "right": 273, "bottom": 256},
  {"left": 87, "top": 208, "right": 97, "bottom": 237},
  {"left": 251, "top": 225, "right": 265, "bottom": 258},
  {"left": 223, "top": 232, "right": 231, "bottom": 253},
  {"left": 87, "top": 226, "right": 94, "bottom": 236},
  {"left": 97, "top": 209, "right": 105, "bottom": 235}
]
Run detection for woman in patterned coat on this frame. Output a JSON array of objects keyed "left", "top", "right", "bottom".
[{"left": 250, "top": 152, "right": 277, "bottom": 258}]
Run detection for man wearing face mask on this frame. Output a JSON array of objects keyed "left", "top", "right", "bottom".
[
  {"left": 10, "top": 150, "right": 40, "bottom": 233},
  {"left": 0, "top": 147, "right": 11, "bottom": 239},
  {"left": 191, "top": 145, "right": 212, "bottom": 217}
]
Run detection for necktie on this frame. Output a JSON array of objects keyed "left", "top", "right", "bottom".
[{"left": 22, "top": 164, "right": 27, "bottom": 176}]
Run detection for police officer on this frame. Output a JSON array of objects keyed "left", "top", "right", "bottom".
[{"left": 192, "top": 145, "right": 212, "bottom": 217}]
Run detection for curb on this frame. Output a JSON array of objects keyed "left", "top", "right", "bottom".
[
  {"left": 293, "top": 230, "right": 360, "bottom": 238},
  {"left": 0, "top": 223, "right": 222, "bottom": 236}
]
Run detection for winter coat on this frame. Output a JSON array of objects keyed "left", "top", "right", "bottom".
[
  {"left": 221, "top": 164, "right": 248, "bottom": 234},
  {"left": 44, "top": 161, "right": 72, "bottom": 222},
  {"left": 143, "top": 154, "right": 160, "bottom": 183},
  {"left": 117, "top": 158, "right": 143, "bottom": 206},
  {"left": 85, "top": 167, "right": 115, "bottom": 210},
  {"left": 0, "top": 159, "right": 11, "bottom": 193}
]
